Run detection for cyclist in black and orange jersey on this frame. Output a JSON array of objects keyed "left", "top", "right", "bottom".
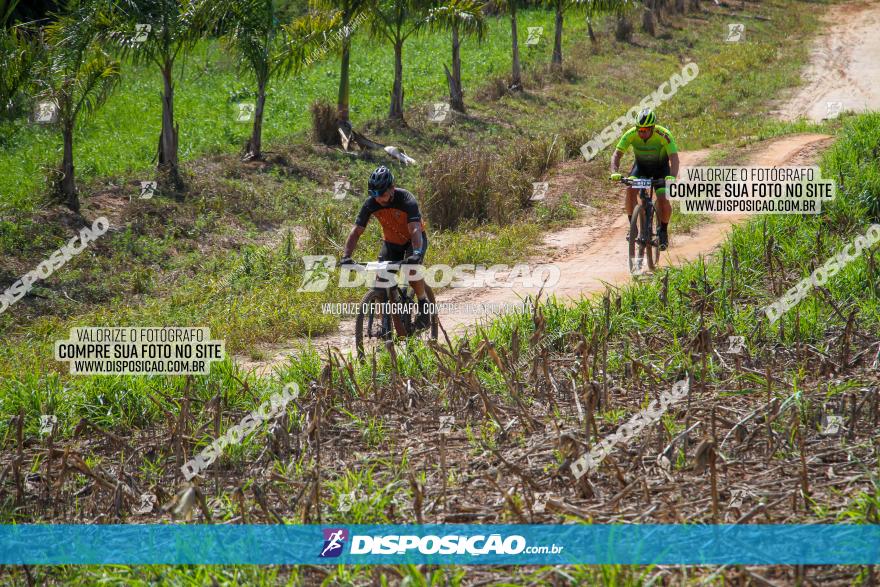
[{"left": 341, "top": 166, "right": 432, "bottom": 328}]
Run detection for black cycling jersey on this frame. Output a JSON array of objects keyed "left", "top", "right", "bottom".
[{"left": 355, "top": 188, "right": 426, "bottom": 246}]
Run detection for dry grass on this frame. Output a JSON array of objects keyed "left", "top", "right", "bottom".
[{"left": 310, "top": 100, "right": 339, "bottom": 146}]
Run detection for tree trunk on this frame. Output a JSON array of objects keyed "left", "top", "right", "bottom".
[
  {"left": 642, "top": 7, "right": 656, "bottom": 36},
  {"left": 615, "top": 13, "right": 632, "bottom": 42},
  {"left": 447, "top": 23, "right": 464, "bottom": 113},
  {"left": 675, "top": 0, "right": 686, "bottom": 13},
  {"left": 159, "top": 59, "right": 181, "bottom": 194},
  {"left": 337, "top": 30, "right": 351, "bottom": 123},
  {"left": 510, "top": 3, "right": 522, "bottom": 90},
  {"left": 389, "top": 40, "right": 404, "bottom": 120},
  {"left": 552, "top": 4, "right": 563, "bottom": 66},
  {"left": 653, "top": 0, "right": 665, "bottom": 23},
  {"left": 587, "top": 16, "right": 596, "bottom": 44},
  {"left": 689, "top": 0, "right": 700, "bottom": 11},
  {"left": 247, "top": 78, "right": 267, "bottom": 160},
  {"left": 60, "top": 122, "right": 78, "bottom": 213}
]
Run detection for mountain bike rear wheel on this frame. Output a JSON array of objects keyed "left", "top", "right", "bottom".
[{"left": 644, "top": 203, "right": 661, "bottom": 271}]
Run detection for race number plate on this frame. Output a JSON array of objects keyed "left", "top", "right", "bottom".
[{"left": 630, "top": 178, "right": 653, "bottom": 189}]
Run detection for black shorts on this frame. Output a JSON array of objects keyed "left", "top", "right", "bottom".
[
  {"left": 629, "top": 160, "right": 671, "bottom": 181},
  {"left": 379, "top": 232, "right": 429, "bottom": 262}
]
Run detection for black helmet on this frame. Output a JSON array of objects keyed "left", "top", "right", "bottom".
[
  {"left": 368, "top": 166, "right": 394, "bottom": 197},
  {"left": 636, "top": 108, "right": 656, "bottom": 127}
]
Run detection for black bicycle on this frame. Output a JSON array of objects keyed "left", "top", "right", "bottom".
[
  {"left": 341, "top": 260, "right": 438, "bottom": 359},
  {"left": 620, "top": 176, "right": 666, "bottom": 273}
]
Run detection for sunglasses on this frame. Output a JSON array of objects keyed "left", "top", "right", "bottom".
[{"left": 637, "top": 126, "right": 654, "bottom": 132}]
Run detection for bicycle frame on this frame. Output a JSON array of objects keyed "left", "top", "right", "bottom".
[
  {"left": 345, "top": 261, "right": 413, "bottom": 337},
  {"left": 626, "top": 177, "right": 658, "bottom": 245}
]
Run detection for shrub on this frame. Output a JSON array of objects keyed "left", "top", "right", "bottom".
[
  {"left": 509, "top": 135, "right": 564, "bottom": 178},
  {"left": 311, "top": 100, "right": 339, "bottom": 146},
  {"left": 476, "top": 75, "right": 510, "bottom": 101},
  {"left": 421, "top": 148, "right": 531, "bottom": 229},
  {"left": 422, "top": 150, "right": 491, "bottom": 229}
]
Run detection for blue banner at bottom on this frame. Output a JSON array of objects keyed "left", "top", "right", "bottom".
[{"left": 2, "top": 524, "right": 879, "bottom": 565}]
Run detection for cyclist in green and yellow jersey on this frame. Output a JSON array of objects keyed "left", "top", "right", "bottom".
[{"left": 609, "top": 108, "right": 680, "bottom": 250}]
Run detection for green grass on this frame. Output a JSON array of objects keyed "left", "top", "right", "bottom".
[
  {"left": 0, "top": 0, "right": 825, "bottom": 351},
  {"left": 6, "top": 1, "right": 875, "bottom": 583},
  {"left": 0, "top": 8, "right": 570, "bottom": 214}
]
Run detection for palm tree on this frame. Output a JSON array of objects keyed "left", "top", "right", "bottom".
[
  {"left": 613, "top": 0, "right": 637, "bottom": 42},
  {"left": 40, "top": 2, "right": 121, "bottom": 212},
  {"left": 101, "top": 0, "right": 204, "bottom": 194},
  {"left": 427, "top": 0, "right": 486, "bottom": 114},
  {"left": 492, "top": 0, "right": 522, "bottom": 90},
  {"left": 1, "top": 0, "right": 19, "bottom": 26},
  {"left": 545, "top": 0, "right": 568, "bottom": 66},
  {"left": 310, "top": 0, "right": 372, "bottom": 125},
  {"left": 369, "top": 0, "right": 429, "bottom": 120},
  {"left": 200, "top": 0, "right": 331, "bottom": 160},
  {"left": 1, "top": 0, "right": 43, "bottom": 117},
  {"left": 547, "top": 0, "right": 610, "bottom": 66},
  {"left": 0, "top": 25, "right": 42, "bottom": 118},
  {"left": 640, "top": 0, "right": 655, "bottom": 36},
  {"left": 583, "top": 0, "right": 635, "bottom": 44}
]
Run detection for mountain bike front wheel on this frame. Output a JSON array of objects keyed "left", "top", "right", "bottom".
[
  {"left": 628, "top": 202, "right": 661, "bottom": 273},
  {"left": 355, "top": 289, "right": 393, "bottom": 360}
]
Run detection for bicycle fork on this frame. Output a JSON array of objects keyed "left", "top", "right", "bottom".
[{"left": 375, "top": 288, "right": 408, "bottom": 337}]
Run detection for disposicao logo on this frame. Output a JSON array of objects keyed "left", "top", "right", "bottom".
[
  {"left": 350, "top": 534, "right": 528, "bottom": 555},
  {"left": 319, "top": 528, "right": 348, "bottom": 558}
]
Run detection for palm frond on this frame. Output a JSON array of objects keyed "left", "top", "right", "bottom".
[
  {"left": 309, "top": 0, "right": 372, "bottom": 20},
  {"left": 282, "top": 10, "right": 340, "bottom": 72},
  {"left": 1, "top": 0, "right": 20, "bottom": 27},
  {"left": 579, "top": 0, "right": 637, "bottom": 16},
  {"left": 37, "top": 6, "right": 121, "bottom": 126},
  {"left": 0, "top": 25, "right": 41, "bottom": 111},
  {"left": 97, "top": 0, "right": 205, "bottom": 66},
  {"left": 426, "top": 0, "right": 487, "bottom": 40},
  {"left": 72, "top": 51, "right": 121, "bottom": 119},
  {"left": 369, "top": 0, "right": 430, "bottom": 43}
]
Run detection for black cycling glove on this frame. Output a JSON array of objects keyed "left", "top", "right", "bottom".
[{"left": 404, "top": 249, "right": 423, "bottom": 265}]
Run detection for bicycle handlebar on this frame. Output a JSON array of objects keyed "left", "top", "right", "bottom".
[
  {"left": 339, "top": 260, "right": 406, "bottom": 271},
  {"left": 619, "top": 177, "right": 667, "bottom": 188}
]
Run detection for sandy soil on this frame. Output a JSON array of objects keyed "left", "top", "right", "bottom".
[
  {"left": 431, "top": 135, "right": 833, "bottom": 332},
  {"left": 236, "top": 134, "right": 832, "bottom": 376},
  {"left": 777, "top": 0, "right": 880, "bottom": 121}
]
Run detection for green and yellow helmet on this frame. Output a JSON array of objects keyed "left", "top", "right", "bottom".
[{"left": 637, "top": 108, "right": 656, "bottom": 127}]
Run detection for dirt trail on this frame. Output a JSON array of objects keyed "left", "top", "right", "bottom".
[
  {"left": 237, "top": 0, "right": 880, "bottom": 375},
  {"left": 237, "top": 134, "right": 832, "bottom": 375},
  {"left": 778, "top": 0, "right": 880, "bottom": 121},
  {"left": 437, "top": 134, "right": 832, "bottom": 333}
]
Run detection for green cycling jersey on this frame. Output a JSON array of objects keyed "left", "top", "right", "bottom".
[{"left": 615, "top": 124, "right": 679, "bottom": 167}]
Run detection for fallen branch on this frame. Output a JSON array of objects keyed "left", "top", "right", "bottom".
[{"left": 337, "top": 122, "right": 416, "bottom": 165}]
